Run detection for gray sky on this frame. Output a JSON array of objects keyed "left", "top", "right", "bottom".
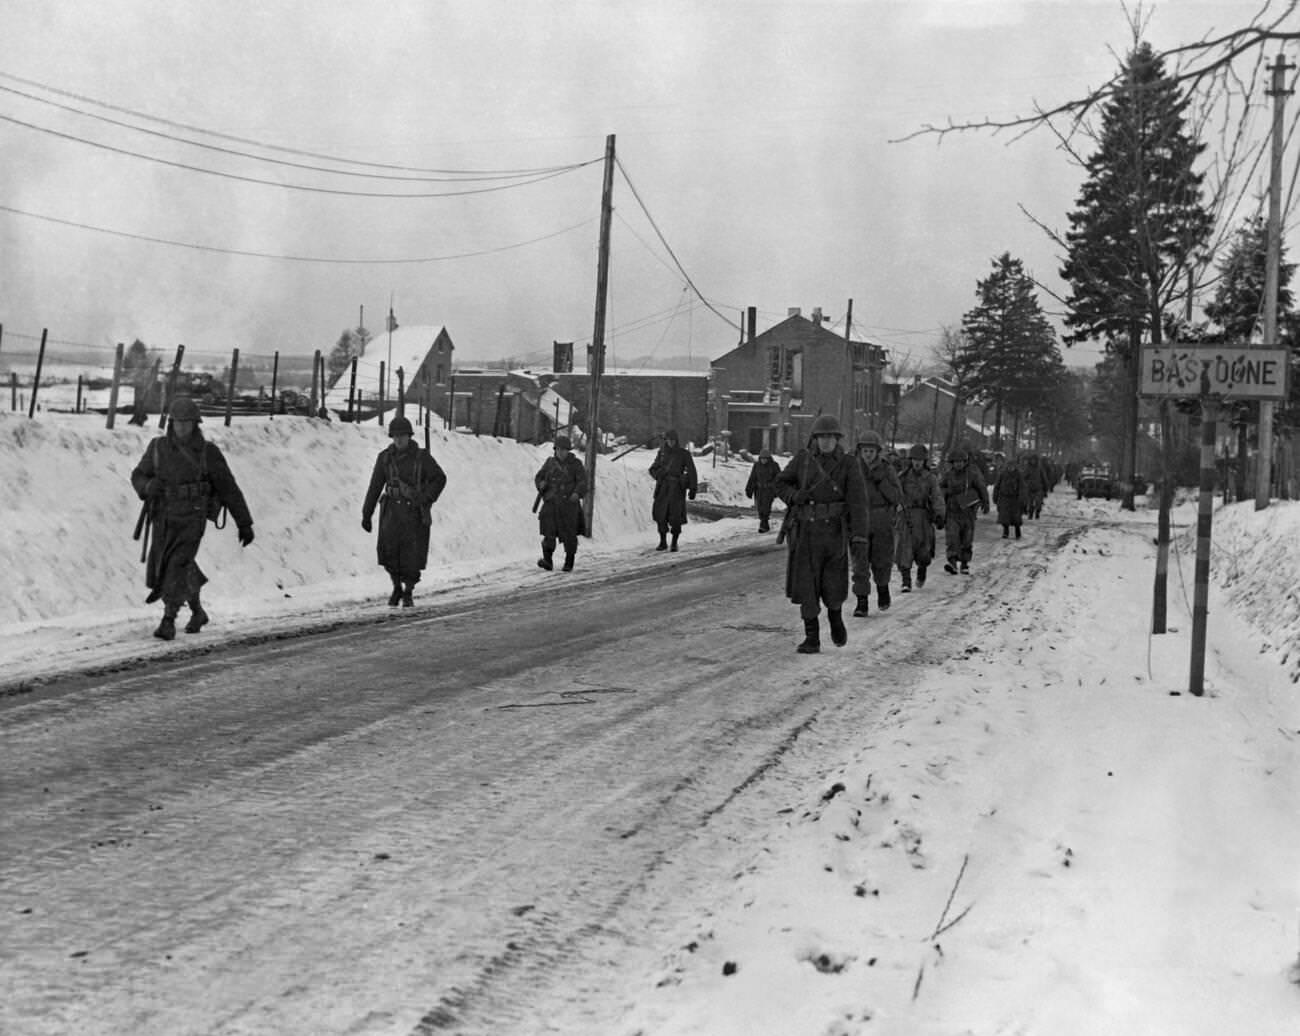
[{"left": 0, "top": 0, "right": 1286, "bottom": 371}]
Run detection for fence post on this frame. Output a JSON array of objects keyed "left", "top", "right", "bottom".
[
  {"left": 27, "top": 329, "right": 48, "bottom": 418},
  {"left": 76, "top": 374, "right": 83, "bottom": 414},
  {"left": 225, "top": 348, "right": 239, "bottom": 426},
  {"left": 347, "top": 356, "right": 358, "bottom": 422},
  {"left": 269, "top": 351, "right": 279, "bottom": 419},
  {"left": 106, "top": 342, "right": 124, "bottom": 429},
  {"left": 397, "top": 367, "right": 406, "bottom": 417},
  {"left": 161, "top": 344, "right": 185, "bottom": 426},
  {"left": 378, "top": 362, "right": 386, "bottom": 424}
]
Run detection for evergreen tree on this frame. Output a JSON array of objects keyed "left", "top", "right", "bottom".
[
  {"left": 958, "top": 252, "right": 1061, "bottom": 450},
  {"left": 326, "top": 326, "right": 371, "bottom": 385},
  {"left": 1059, "top": 40, "right": 1213, "bottom": 506},
  {"left": 1204, "top": 215, "right": 1295, "bottom": 342}
]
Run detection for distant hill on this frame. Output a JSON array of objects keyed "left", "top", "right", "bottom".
[{"left": 455, "top": 351, "right": 713, "bottom": 373}]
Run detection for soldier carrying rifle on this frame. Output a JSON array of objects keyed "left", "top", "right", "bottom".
[
  {"left": 774, "top": 415, "right": 870, "bottom": 654},
  {"left": 361, "top": 415, "right": 447, "bottom": 607}
]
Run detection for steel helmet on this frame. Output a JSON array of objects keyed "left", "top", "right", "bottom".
[
  {"left": 855, "top": 429, "right": 883, "bottom": 449},
  {"left": 388, "top": 415, "right": 414, "bottom": 437},
  {"left": 554, "top": 434, "right": 572, "bottom": 450},
  {"left": 169, "top": 396, "right": 202, "bottom": 422},
  {"left": 949, "top": 447, "right": 969, "bottom": 463},
  {"left": 809, "top": 414, "right": 842, "bottom": 438},
  {"left": 908, "top": 443, "right": 928, "bottom": 460}
]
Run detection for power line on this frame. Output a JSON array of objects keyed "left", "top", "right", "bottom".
[
  {"left": 0, "top": 112, "right": 599, "bottom": 197},
  {"left": 0, "top": 202, "right": 597, "bottom": 264},
  {"left": 0, "top": 69, "right": 567, "bottom": 176}
]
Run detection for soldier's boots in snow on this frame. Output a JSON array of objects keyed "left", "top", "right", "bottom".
[
  {"left": 961, "top": 562, "right": 971, "bottom": 575},
  {"left": 852, "top": 595, "right": 870, "bottom": 618},
  {"left": 944, "top": 561, "right": 959, "bottom": 575},
  {"left": 538, "top": 546, "right": 555, "bottom": 570},
  {"left": 828, "top": 609, "right": 847, "bottom": 647},
  {"left": 916, "top": 564, "right": 928, "bottom": 588},
  {"left": 184, "top": 597, "right": 209, "bottom": 634},
  {"left": 562, "top": 550, "right": 575, "bottom": 572},
  {"left": 900, "top": 569, "right": 912, "bottom": 593},
  {"left": 758, "top": 520, "right": 770, "bottom": 533},
  {"left": 670, "top": 532, "right": 680, "bottom": 553},
  {"left": 1015, "top": 526, "right": 1022, "bottom": 539},
  {"left": 796, "top": 617, "right": 821, "bottom": 654},
  {"left": 154, "top": 603, "right": 180, "bottom": 641},
  {"left": 1002, "top": 525, "right": 1010, "bottom": 538},
  {"left": 656, "top": 532, "right": 668, "bottom": 551},
  {"left": 388, "top": 576, "right": 403, "bottom": 606},
  {"left": 401, "top": 582, "right": 415, "bottom": 607},
  {"left": 877, "top": 585, "right": 891, "bottom": 611}
]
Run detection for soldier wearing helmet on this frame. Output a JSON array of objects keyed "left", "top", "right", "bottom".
[
  {"left": 938, "top": 443, "right": 989, "bottom": 574},
  {"left": 893, "top": 443, "right": 945, "bottom": 592},
  {"left": 744, "top": 446, "right": 782, "bottom": 533},
  {"left": 849, "top": 428, "right": 903, "bottom": 617},
  {"left": 361, "top": 413, "right": 447, "bottom": 606},
  {"left": 534, "top": 433, "right": 588, "bottom": 572},
  {"left": 772, "top": 414, "right": 870, "bottom": 654},
  {"left": 649, "top": 429, "right": 698, "bottom": 552},
  {"left": 129, "top": 395, "right": 255, "bottom": 641}
]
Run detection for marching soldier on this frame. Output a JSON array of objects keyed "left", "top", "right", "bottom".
[
  {"left": 534, "top": 434, "right": 588, "bottom": 572},
  {"left": 938, "top": 446, "right": 989, "bottom": 574},
  {"left": 993, "top": 454, "right": 1030, "bottom": 539},
  {"left": 894, "top": 443, "right": 945, "bottom": 591},
  {"left": 130, "top": 396, "right": 254, "bottom": 641},
  {"left": 649, "top": 429, "right": 698, "bottom": 552},
  {"left": 850, "top": 429, "right": 903, "bottom": 617},
  {"left": 774, "top": 415, "right": 870, "bottom": 654},
  {"left": 361, "top": 415, "right": 447, "bottom": 606},
  {"left": 745, "top": 447, "right": 782, "bottom": 532}
]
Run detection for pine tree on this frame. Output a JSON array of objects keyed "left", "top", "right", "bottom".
[
  {"left": 1204, "top": 216, "right": 1295, "bottom": 343},
  {"left": 959, "top": 252, "right": 1061, "bottom": 451},
  {"left": 1059, "top": 40, "right": 1213, "bottom": 506},
  {"left": 326, "top": 326, "right": 371, "bottom": 384}
]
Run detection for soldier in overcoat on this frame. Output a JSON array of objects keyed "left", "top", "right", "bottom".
[
  {"left": 130, "top": 396, "right": 254, "bottom": 641},
  {"left": 850, "top": 429, "right": 903, "bottom": 617},
  {"left": 1023, "top": 453, "right": 1047, "bottom": 519},
  {"left": 894, "top": 443, "right": 945, "bottom": 592},
  {"left": 361, "top": 415, "right": 447, "bottom": 607},
  {"left": 938, "top": 446, "right": 989, "bottom": 574},
  {"left": 534, "top": 434, "right": 588, "bottom": 572},
  {"left": 993, "top": 455, "right": 1030, "bottom": 538},
  {"left": 744, "top": 447, "right": 782, "bottom": 532},
  {"left": 649, "top": 429, "right": 698, "bottom": 552},
  {"left": 774, "top": 415, "right": 870, "bottom": 654}
]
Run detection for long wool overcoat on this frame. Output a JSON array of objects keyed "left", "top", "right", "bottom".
[
  {"left": 993, "top": 464, "right": 1030, "bottom": 527},
  {"left": 130, "top": 428, "right": 253, "bottom": 607},
  {"left": 534, "top": 453, "right": 588, "bottom": 547},
  {"left": 894, "top": 463, "right": 945, "bottom": 570},
  {"left": 649, "top": 444, "right": 698, "bottom": 530},
  {"left": 775, "top": 444, "right": 870, "bottom": 611},
  {"left": 362, "top": 442, "right": 447, "bottom": 582}
]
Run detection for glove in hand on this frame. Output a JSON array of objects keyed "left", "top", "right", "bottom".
[
  {"left": 361, "top": 516, "right": 373, "bottom": 533},
  {"left": 238, "top": 526, "right": 255, "bottom": 547}
]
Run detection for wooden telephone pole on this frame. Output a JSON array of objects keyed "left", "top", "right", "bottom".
[
  {"left": 582, "top": 134, "right": 616, "bottom": 535},
  {"left": 1256, "top": 52, "right": 1293, "bottom": 510}
]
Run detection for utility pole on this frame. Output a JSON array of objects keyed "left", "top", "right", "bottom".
[
  {"left": 1257, "top": 52, "right": 1292, "bottom": 510},
  {"left": 843, "top": 299, "right": 855, "bottom": 443},
  {"left": 582, "top": 134, "right": 616, "bottom": 535}
]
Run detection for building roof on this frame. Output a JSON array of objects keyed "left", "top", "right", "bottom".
[{"left": 323, "top": 325, "right": 451, "bottom": 407}]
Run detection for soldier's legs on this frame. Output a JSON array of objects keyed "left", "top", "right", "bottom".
[{"left": 539, "top": 535, "right": 556, "bottom": 570}]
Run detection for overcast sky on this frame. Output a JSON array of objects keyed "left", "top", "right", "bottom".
[{"left": 1, "top": 0, "right": 1290, "bottom": 372}]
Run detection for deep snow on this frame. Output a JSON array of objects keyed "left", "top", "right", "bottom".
[{"left": 1, "top": 407, "right": 1298, "bottom": 1034}]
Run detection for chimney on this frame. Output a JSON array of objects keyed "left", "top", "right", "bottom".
[
  {"left": 747, "top": 306, "right": 757, "bottom": 343},
  {"left": 811, "top": 307, "right": 823, "bottom": 326},
  {"left": 787, "top": 307, "right": 801, "bottom": 318}
]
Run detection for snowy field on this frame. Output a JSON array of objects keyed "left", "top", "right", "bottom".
[{"left": 2, "top": 408, "right": 1298, "bottom": 1034}]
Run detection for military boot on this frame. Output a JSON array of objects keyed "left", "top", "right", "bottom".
[
  {"left": 796, "top": 617, "right": 821, "bottom": 654},
  {"left": 916, "top": 564, "right": 928, "bottom": 588},
  {"left": 877, "top": 584, "right": 891, "bottom": 610},
  {"left": 852, "top": 595, "right": 870, "bottom": 618},
  {"left": 562, "top": 550, "right": 575, "bottom": 572},
  {"left": 537, "top": 544, "right": 554, "bottom": 570},
  {"left": 828, "top": 609, "right": 847, "bottom": 647},
  {"left": 656, "top": 532, "right": 668, "bottom": 551},
  {"left": 670, "top": 532, "right": 680, "bottom": 552},
  {"left": 900, "top": 569, "right": 912, "bottom": 593},
  {"left": 388, "top": 575, "right": 403, "bottom": 606},
  {"left": 153, "top": 603, "right": 179, "bottom": 641},
  {"left": 401, "top": 582, "right": 415, "bottom": 607},
  {"left": 184, "top": 595, "right": 209, "bottom": 634}
]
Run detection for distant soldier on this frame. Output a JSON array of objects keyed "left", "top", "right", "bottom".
[
  {"left": 745, "top": 447, "right": 782, "bottom": 533},
  {"left": 774, "top": 415, "right": 870, "bottom": 654},
  {"left": 534, "top": 434, "right": 588, "bottom": 572},
  {"left": 130, "top": 396, "right": 254, "bottom": 641},
  {"left": 649, "top": 429, "right": 698, "bottom": 552},
  {"left": 850, "top": 429, "right": 903, "bottom": 617},
  {"left": 993, "top": 455, "right": 1030, "bottom": 539},
  {"left": 361, "top": 415, "right": 447, "bottom": 607},
  {"left": 894, "top": 443, "right": 945, "bottom": 592},
  {"left": 1023, "top": 453, "right": 1047, "bottom": 519},
  {"left": 938, "top": 446, "right": 989, "bottom": 575}
]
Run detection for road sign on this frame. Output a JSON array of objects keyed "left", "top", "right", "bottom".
[{"left": 1140, "top": 344, "right": 1290, "bottom": 400}]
